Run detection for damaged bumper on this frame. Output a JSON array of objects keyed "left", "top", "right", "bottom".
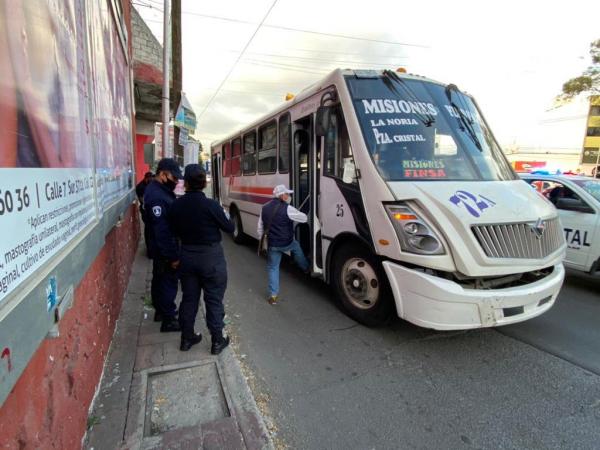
[{"left": 382, "top": 262, "right": 565, "bottom": 330}]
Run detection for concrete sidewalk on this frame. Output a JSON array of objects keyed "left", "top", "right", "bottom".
[{"left": 84, "top": 242, "right": 272, "bottom": 450}]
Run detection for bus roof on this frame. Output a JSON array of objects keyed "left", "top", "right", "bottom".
[{"left": 210, "top": 68, "right": 447, "bottom": 149}]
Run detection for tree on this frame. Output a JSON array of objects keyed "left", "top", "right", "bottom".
[{"left": 558, "top": 39, "right": 599, "bottom": 102}]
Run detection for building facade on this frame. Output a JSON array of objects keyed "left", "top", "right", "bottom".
[
  {"left": 0, "top": 1, "right": 140, "bottom": 447},
  {"left": 580, "top": 96, "right": 600, "bottom": 175}
]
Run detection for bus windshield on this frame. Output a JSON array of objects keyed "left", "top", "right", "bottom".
[{"left": 346, "top": 74, "right": 516, "bottom": 182}]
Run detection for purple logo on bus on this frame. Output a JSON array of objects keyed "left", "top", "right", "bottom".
[{"left": 449, "top": 191, "right": 496, "bottom": 218}]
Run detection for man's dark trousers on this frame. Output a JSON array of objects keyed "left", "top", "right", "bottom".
[
  {"left": 151, "top": 258, "right": 178, "bottom": 317},
  {"left": 141, "top": 213, "right": 151, "bottom": 256},
  {"left": 178, "top": 244, "right": 227, "bottom": 338}
]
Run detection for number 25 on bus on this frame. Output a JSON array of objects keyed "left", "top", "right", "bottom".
[{"left": 211, "top": 68, "right": 566, "bottom": 330}]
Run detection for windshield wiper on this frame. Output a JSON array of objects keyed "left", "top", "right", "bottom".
[
  {"left": 382, "top": 70, "right": 436, "bottom": 127},
  {"left": 444, "top": 84, "right": 483, "bottom": 151}
]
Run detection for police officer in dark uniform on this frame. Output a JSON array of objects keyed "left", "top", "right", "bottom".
[
  {"left": 136, "top": 171, "right": 154, "bottom": 256},
  {"left": 143, "top": 158, "right": 182, "bottom": 332},
  {"left": 135, "top": 171, "right": 154, "bottom": 206},
  {"left": 168, "top": 164, "right": 234, "bottom": 353}
]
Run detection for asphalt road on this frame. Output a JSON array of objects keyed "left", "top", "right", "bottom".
[
  {"left": 221, "top": 236, "right": 600, "bottom": 450},
  {"left": 500, "top": 269, "right": 600, "bottom": 376}
]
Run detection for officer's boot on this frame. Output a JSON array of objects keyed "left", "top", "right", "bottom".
[
  {"left": 211, "top": 333, "right": 230, "bottom": 355},
  {"left": 180, "top": 332, "right": 202, "bottom": 351},
  {"left": 160, "top": 317, "right": 181, "bottom": 333}
]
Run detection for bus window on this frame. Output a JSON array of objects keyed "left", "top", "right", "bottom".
[
  {"left": 222, "top": 142, "right": 231, "bottom": 177},
  {"left": 324, "top": 107, "right": 357, "bottom": 184},
  {"left": 278, "top": 114, "right": 290, "bottom": 173},
  {"left": 258, "top": 121, "right": 277, "bottom": 174},
  {"left": 243, "top": 131, "right": 256, "bottom": 175},
  {"left": 294, "top": 129, "right": 311, "bottom": 209},
  {"left": 232, "top": 137, "right": 241, "bottom": 176}
]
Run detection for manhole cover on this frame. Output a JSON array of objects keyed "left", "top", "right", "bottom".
[{"left": 144, "top": 362, "right": 230, "bottom": 436}]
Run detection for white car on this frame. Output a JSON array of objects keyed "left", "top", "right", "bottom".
[{"left": 521, "top": 173, "right": 600, "bottom": 274}]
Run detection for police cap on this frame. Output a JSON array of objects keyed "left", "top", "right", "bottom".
[
  {"left": 184, "top": 164, "right": 207, "bottom": 190},
  {"left": 157, "top": 158, "right": 183, "bottom": 179}
]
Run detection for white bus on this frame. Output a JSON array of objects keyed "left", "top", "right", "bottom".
[{"left": 211, "top": 69, "right": 566, "bottom": 329}]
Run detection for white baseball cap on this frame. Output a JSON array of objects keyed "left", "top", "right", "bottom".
[{"left": 273, "top": 184, "right": 293, "bottom": 197}]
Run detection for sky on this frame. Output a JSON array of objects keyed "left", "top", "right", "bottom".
[{"left": 135, "top": 0, "right": 599, "bottom": 154}]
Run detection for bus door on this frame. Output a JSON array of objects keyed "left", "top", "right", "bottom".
[
  {"left": 291, "top": 116, "right": 321, "bottom": 274},
  {"left": 316, "top": 103, "right": 361, "bottom": 273},
  {"left": 212, "top": 152, "right": 221, "bottom": 202}
]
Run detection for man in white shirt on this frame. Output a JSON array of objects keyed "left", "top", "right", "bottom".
[{"left": 258, "top": 184, "right": 309, "bottom": 304}]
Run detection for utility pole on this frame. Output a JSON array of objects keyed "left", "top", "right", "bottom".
[
  {"left": 161, "top": 0, "right": 171, "bottom": 157},
  {"left": 171, "top": 0, "right": 183, "bottom": 164}
]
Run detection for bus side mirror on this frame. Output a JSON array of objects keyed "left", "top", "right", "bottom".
[{"left": 316, "top": 106, "right": 331, "bottom": 137}]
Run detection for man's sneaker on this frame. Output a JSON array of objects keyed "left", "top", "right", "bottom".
[
  {"left": 160, "top": 318, "right": 181, "bottom": 333},
  {"left": 267, "top": 295, "right": 278, "bottom": 305},
  {"left": 211, "top": 335, "right": 230, "bottom": 355},
  {"left": 180, "top": 333, "right": 202, "bottom": 351}
]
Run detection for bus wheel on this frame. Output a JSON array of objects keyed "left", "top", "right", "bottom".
[
  {"left": 231, "top": 208, "right": 245, "bottom": 244},
  {"left": 332, "top": 245, "right": 394, "bottom": 327}
]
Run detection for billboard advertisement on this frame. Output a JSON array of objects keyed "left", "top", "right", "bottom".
[
  {"left": 0, "top": 0, "right": 133, "bottom": 305},
  {"left": 86, "top": 0, "right": 134, "bottom": 209}
]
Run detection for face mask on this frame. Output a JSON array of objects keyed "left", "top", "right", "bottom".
[
  {"left": 285, "top": 196, "right": 292, "bottom": 204},
  {"left": 165, "top": 177, "right": 178, "bottom": 191}
]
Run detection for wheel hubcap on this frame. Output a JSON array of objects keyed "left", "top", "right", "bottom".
[{"left": 341, "top": 258, "right": 379, "bottom": 310}]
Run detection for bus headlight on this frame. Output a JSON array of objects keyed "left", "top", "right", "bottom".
[{"left": 384, "top": 204, "right": 445, "bottom": 255}]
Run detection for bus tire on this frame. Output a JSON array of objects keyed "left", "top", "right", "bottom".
[
  {"left": 332, "top": 245, "right": 394, "bottom": 327},
  {"left": 231, "top": 208, "right": 246, "bottom": 244}
]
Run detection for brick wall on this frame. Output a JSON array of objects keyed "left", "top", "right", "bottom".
[
  {"left": 132, "top": 7, "right": 162, "bottom": 70},
  {"left": 0, "top": 206, "right": 140, "bottom": 450}
]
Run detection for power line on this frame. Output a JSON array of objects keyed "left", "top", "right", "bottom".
[
  {"left": 228, "top": 79, "right": 306, "bottom": 86},
  {"left": 243, "top": 56, "right": 394, "bottom": 74},
  {"left": 133, "top": 0, "right": 163, "bottom": 9},
  {"left": 242, "top": 61, "right": 327, "bottom": 76},
  {"left": 186, "top": 10, "right": 427, "bottom": 47},
  {"left": 241, "top": 50, "right": 408, "bottom": 66},
  {"left": 196, "top": 0, "right": 280, "bottom": 121},
  {"left": 141, "top": 17, "right": 163, "bottom": 24},
  {"left": 192, "top": 46, "right": 410, "bottom": 66},
  {"left": 262, "top": 23, "right": 427, "bottom": 48},
  {"left": 197, "top": 87, "right": 286, "bottom": 97},
  {"left": 135, "top": 4, "right": 427, "bottom": 48},
  {"left": 132, "top": 1, "right": 162, "bottom": 12},
  {"left": 266, "top": 46, "right": 412, "bottom": 59},
  {"left": 243, "top": 57, "right": 334, "bottom": 72},
  {"left": 241, "top": 59, "right": 329, "bottom": 75}
]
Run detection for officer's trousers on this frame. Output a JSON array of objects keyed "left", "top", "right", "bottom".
[
  {"left": 178, "top": 243, "right": 227, "bottom": 338},
  {"left": 151, "top": 258, "right": 178, "bottom": 318}
]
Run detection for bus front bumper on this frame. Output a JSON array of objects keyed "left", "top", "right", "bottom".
[{"left": 382, "top": 262, "right": 565, "bottom": 330}]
